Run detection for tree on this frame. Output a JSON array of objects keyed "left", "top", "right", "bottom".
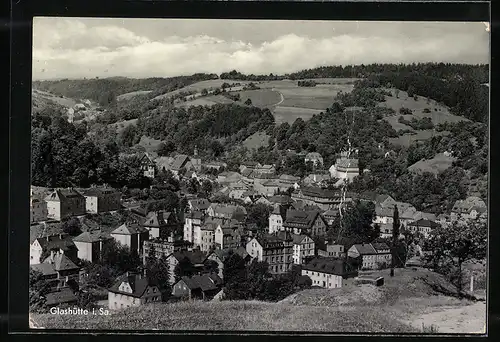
[
  {"left": 200, "top": 180, "right": 213, "bottom": 196},
  {"left": 61, "top": 217, "right": 82, "bottom": 236},
  {"left": 210, "top": 140, "right": 224, "bottom": 157},
  {"left": 201, "top": 88, "right": 209, "bottom": 96},
  {"left": 157, "top": 140, "right": 176, "bottom": 156},
  {"left": 29, "top": 269, "right": 51, "bottom": 312},
  {"left": 246, "top": 259, "right": 271, "bottom": 300},
  {"left": 390, "top": 205, "right": 400, "bottom": 277},
  {"left": 246, "top": 204, "right": 273, "bottom": 230},
  {"left": 187, "top": 178, "right": 200, "bottom": 194},
  {"left": 174, "top": 257, "right": 195, "bottom": 283},
  {"left": 244, "top": 98, "right": 253, "bottom": 106},
  {"left": 146, "top": 255, "right": 172, "bottom": 300},
  {"left": 223, "top": 252, "right": 249, "bottom": 300},
  {"left": 423, "top": 219, "right": 487, "bottom": 296},
  {"left": 338, "top": 200, "right": 379, "bottom": 243}
]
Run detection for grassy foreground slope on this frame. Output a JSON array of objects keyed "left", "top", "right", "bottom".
[{"left": 31, "top": 268, "right": 484, "bottom": 333}]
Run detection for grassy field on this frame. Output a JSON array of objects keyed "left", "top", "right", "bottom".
[
  {"left": 388, "top": 130, "right": 450, "bottom": 147},
  {"left": 273, "top": 106, "right": 324, "bottom": 124},
  {"left": 408, "top": 152, "right": 457, "bottom": 175},
  {"left": 176, "top": 94, "right": 236, "bottom": 108},
  {"left": 116, "top": 90, "right": 152, "bottom": 101},
  {"left": 31, "top": 268, "right": 485, "bottom": 333},
  {"left": 33, "top": 89, "right": 78, "bottom": 108},
  {"left": 242, "top": 131, "right": 270, "bottom": 151},
  {"left": 238, "top": 89, "right": 282, "bottom": 108},
  {"left": 151, "top": 79, "right": 254, "bottom": 101},
  {"left": 137, "top": 135, "right": 163, "bottom": 153}
]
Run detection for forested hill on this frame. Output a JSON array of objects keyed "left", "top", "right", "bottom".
[{"left": 32, "top": 73, "right": 218, "bottom": 107}]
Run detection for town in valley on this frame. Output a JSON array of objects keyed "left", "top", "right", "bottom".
[{"left": 29, "top": 19, "right": 488, "bottom": 333}]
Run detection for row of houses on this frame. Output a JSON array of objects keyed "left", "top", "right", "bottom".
[{"left": 30, "top": 186, "right": 122, "bottom": 223}]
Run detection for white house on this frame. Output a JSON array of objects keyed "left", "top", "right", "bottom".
[
  {"left": 301, "top": 257, "right": 358, "bottom": 289},
  {"left": 292, "top": 234, "right": 315, "bottom": 265}
]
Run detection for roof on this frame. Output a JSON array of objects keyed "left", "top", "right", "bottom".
[
  {"left": 109, "top": 273, "right": 158, "bottom": 298},
  {"left": 30, "top": 223, "right": 64, "bottom": 244},
  {"left": 407, "top": 219, "right": 441, "bottom": 229},
  {"left": 262, "top": 180, "right": 280, "bottom": 187},
  {"left": 371, "top": 242, "right": 390, "bottom": 252},
  {"left": 31, "top": 263, "right": 57, "bottom": 277},
  {"left": 179, "top": 273, "right": 223, "bottom": 292},
  {"left": 322, "top": 209, "right": 338, "bottom": 218},
  {"left": 171, "top": 250, "right": 206, "bottom": 265},
  {"left": 299, "top": 187, "right": 339, "bottom": 199},
  {"left": 335, "top": 157, "right": 359, "bottom": 169},
  {"left": 189, "top": 198, "right": 211, "bottom": 210},
  {"left": 171, "top": 154, "right": 190, "bottom": 171},
  {"left": 211, "top": 247, "right": 249, "bottom": 261},
  {"left": 45, "top": 288, "right": 78, "bottom": 306},
  {"left": 268, "top": 195, "right": 293, "bottom": 205},
  {"left": 209, "top": 204, "right": 247, "bottom": 218},
  {"left": 305, "top": 152, "right": 323, "bottom": 160},
  {"left": 44, "top": 188, "right": 84, "bottom": 202},
  {"left": 155, "top": 156, "right": 174, "bottom": 171},
  {"left": 73, "top": 230, "right": 112, "bottom": 243},
  {"left": 144, "top": 211, "right": 175, "bottom": 227},
  {"left": 284, "top": 210, "right": 321, "bottom": 229},
  {"left": 111, "top": 222, "right": 148, "bottom": 235},
  {"left": 33, "top": 234, "right": 76, "bottom": 252},
  {"left": 81, "top": 187, "right": 120, "bottom": 197},
  {"left": 351, "top": 243, "right": 378, "bottom": 255},
  {"left": 279, "top": 174, "right": 301, "bottom": 182},
  {"left": 292, "top": 234, "right": 310, "bottom": 244},
  {"left": 302, "top": 258, "right": 355, "bottom": 276},
  {"left": 49, "top": 253, "right": 80, "bottom": 271},
  {"left": 375, "top": 194, "right": 394, "bottom": 205},
  {"left": 187, "top": 211, "right": 204, "bottom": 220},
  {"left": 255, "top": 233, "right": 292, "bottom": 247},
  {"left": 240, "top": 161, "right": 260, "bottom": 168}
]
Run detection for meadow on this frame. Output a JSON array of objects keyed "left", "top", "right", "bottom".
[
  {"left": 116, "top": 90, "right": 152, "bottom": 101},
  {"left": 407, "top": 152, "right": 457, "bottom": 175},
  {"left": 273, "top": 106, "right": 324, "bottom": 124}
]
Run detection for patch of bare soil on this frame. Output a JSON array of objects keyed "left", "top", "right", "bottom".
[{"left": 404, "top": 302, "right": 486, "bottom": 334}]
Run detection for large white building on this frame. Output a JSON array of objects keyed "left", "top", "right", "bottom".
[
  {"left": 329, "top": 151, "right": 360, "bottom": 183},
  {"left": 301, "top": 257, "right": 358, "bottom": 289}
]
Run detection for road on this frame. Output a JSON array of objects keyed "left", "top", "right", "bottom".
[{"left": 271, "top": 88, "right": 285, "bottom": 106}]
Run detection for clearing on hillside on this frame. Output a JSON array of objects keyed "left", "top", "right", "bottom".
[
  {"left": 32, "top": 89, "right": 77, "bottom": 109},
  {"left": 136, "top": 135, "right": 163, "bottom": 153},
  {"left": 238, "top": 89, "right": 282, "bottom": 108},
  {"left": 116, "top": 90, "right": 152, "bottom": 101},
  {"left": 175, "top": 95, "right": 235, "bottom": 108},
  {"left": 388, "top": 130, "right": 450, "bottom": 147},
  {"left": 242, "top": 131, "right": 270, "bottom": 151},
  {"left": 273, "top": 106, "right": 323, "bottom": 125},
  {"left": 408, "top": 153, "right": 457, "bottom": 176},
  {"left": 151, "top": 79, "right": 254, "bottom": 101}
]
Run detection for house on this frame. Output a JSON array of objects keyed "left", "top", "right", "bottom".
[
  {"left": 204, "top": 247, "right": 251, "bottom": 279},
  {"left": 207, "top": 204, "right": 247, "bottom": 222},
  {"left": 268, "top": 195, "right": 294, "bottom": 206},
  {"left": 246, "top": 232, "right": 294, "bottom": 274},
  {"left": 283, "top": 210, "right": 328, "bottom": 236},
  {"left": 239, "top": 161, "right": 261, "bottom": 174},
  {"left": 140, "top": 152, "right": 156, "bottom": 178},
  {"left": 110, "top": 222, "right": 150, "bottom": 255},
  {"left": 81, "top": 187, "right": 122, "bottom": 214},
  {"left": 216, "top": 171, "right": 242, "bottom": 184},
  {"left": 291, "top": 186, "right": 348, "bottom": 211},
  {"left": 45, "top": 188, "right": 86, "bottom": 221},
  {"left": 322, "top": 209, "right": 338, "bottom": 225},
  {"left": 254, "top": 179, "right": 280, "bottom": 196},
  {"left": 108, "top": 271, "right": 161, "bottom": 310},
  {"left": 184, "top": 211, "right": 204, "bottom": 243},
  {"left": 304, "top": 152, "right": 324, "bottom": 167},
  {"left": 170, "top": 154, "right": 193, "bottom": 177},
  {"left": 451, "top": 196, "right": 488, "bottom": 221},
  {"left": 227, "top": 182, "right": 251, "bottom": 200},
  {"left": 214, "top": 222, "right": 242, "bottom": 250},
  {"left": 254, "top": 164, "right": 276, "bottom": 175},
  {"left": 30, "top": 189, "right": 48, "bottom": 223},
  {"left": 142, "top": 233, "right": 192, "bottom": 264},
  {"left": 32, "top": 252, "right": 80, "bottom": 290},
  {"left": 374, "top": 202, "right": 417, "bottom": 228},
  {"left": 407, "top": 219, "right": 441, "bottom": 239},
  {"left": 302, "top": 173, "right": 331, "bottom": 186},
  {"left": 187, "top": 198, "right": 211, "bottom": 213},
  {"left": 44, "top": 288, "right": 79, "bottom": 307},
  {"left": 328, "top": 151, "right": 360, "bottom": 183},
  {"left": 203, "top": 161, "right": 227, "bottom": 172},
  {"left": 347, "top": 243, "right": 392, "bottom": 270},
  {"left": 318, "top": 244, "right": 345, "bottom": 259},
  {"left": 165, "top": 250, "right": 207, "bottom": 284},
  {"left": 30, "top": 233, "right": 78, "bottom": 265},
  {"left": 278, "top": 174, "right": 301, "bottom": 192},
  {"left": 302, "top": 257, "right": 358, "bottom": 289},
  {"left": 172, "top": 273, "right": 223, "bottom": 300},
  {"left": 268, "top": 204, "right": 287, "bottom": 234},
  {"left": 72, "top": 230, "right": 113, "bottom": 263},
  {"left": 143, "top": 210, "right": 178, "bottom": 239},
  {"left": 255, "top": 196, "right": 272, "bottom": 206},
  {"left": 292, "top": 234, "right": 315, "bottom": 265}
]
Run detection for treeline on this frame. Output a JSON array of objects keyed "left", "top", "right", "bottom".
[
  {"left": 398, "top": 116, "right": 434, "bottom": 130},
  {"left": 297, "top": 80, "right": 317, "bottom": 87},
  {"left": 32, "top": 73, "right": 218, "bottom": 104},
  {"left": 220, "top": 70, "right": 285, "bottom": 81}
]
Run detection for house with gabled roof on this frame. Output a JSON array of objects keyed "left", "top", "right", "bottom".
[
  {"left": 45, "top": 188, "right": 86, "bottom": 221},
  {"left": 268, "top": 203, "right": 288, "bottom": 234},
  {"left": 254, "top": 179, "right": 280, "bottom": 196},
  {"left": 142, "top": 233, "right": 192, "bottom": 264},
  {"left": 291, "top": 234, "right": 315, "bottom": 265},
  {"left": 143, "top": 210, "right": 179, "bottom": 239},
  {"left": 283, "top": 210, "right": 328, "bottom": 237},
  {"left": 30, "top": 233, "right": 78, "bottom": 265},
  {"left": 302, "top": 257, "right": 358, "bottom": 289},
  {"left": 172, "top": 273, "right": 223, "bottom": 300},
  {"left": 204, "top": 247, "right": 251, "bottom": 279},
  {"left": 165, "top": 250, "right": 207, "bottom": 284},
  {"left": 451, "top": 196, "right": 487, "bottom": 221},
  {"left": 188, "top": 198, "right": 211, "bottom": 213},
  {"left": 207, "top": 204, "right": 247, "bottom": 222},
  {"left": 73, "top": 229, "right": 112, "bottom": 263},
  {"left": 140, "top": 152, "right": 156, "bottom": 178},
  {"left": 347, "top": 243, "right": 392, "bottom": 270},
  {"left": 214, "top": 222, "right": 242, "bottom": 250},
  {"left": 32, "top": 252, "right": 81, "bottom": 290},
  {"left": 407, "top": 219, "right": 441, "bottom": 239},
  {"left": 278, "top": 174, "right": 301, "bottom": 192},
  {"left": 110, "top": 222, "right": 150, "bottom": 255},
  {"left": 108, "top": 271, "right": 162, "bottom": 310},
  {"left": 81, "top": 186, "right": 122, "bottom": 214}
]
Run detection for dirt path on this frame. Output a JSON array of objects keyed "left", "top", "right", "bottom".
[
  {"left": 271, "top": 88, "right": 285, "bottom": 106},
  {"left": 405, "top": 302, "right": 486, "bottom": 334}
]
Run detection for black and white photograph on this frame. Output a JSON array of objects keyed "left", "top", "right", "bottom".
[{"left": 29, "top": 17, "right": 489, "bottom": 333}]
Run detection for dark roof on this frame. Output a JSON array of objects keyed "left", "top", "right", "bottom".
[
  {"left": 49, "top": 253, "right": 80, "bottom": 271},
  {"left": 30, "top": 223, "right": 64, "bottom": 244},
  {"left": 284, "top": 210, "right": 322, "bottom": 229},
  {"left": 45, "top": 288, "right": 78, "bottom": 306},
  {"left": 171, "top": 250, "right": 206, "bottom": 265},
  {"left": 34, "top": 234, "right": 76, "bottom": 252},
  {"left": 171, "top": 154, "right": 190, "bottom": 171},
  {"left": 111, "top": 222, "right": 148, "bottom": 235},
  {"left": 187, "top": 211, "right": 205, "bottom": 220},
  {"left": 407, "top": 219, "right": 441, "bottom": 229},
  {"left": 268, "top": 195, "right": 293, "bottom": 205},
  {"left": 109, "top": 273, "right": 158, "bottom": 298},
  {"left": 73, "top": 230, "right": 112, "bottom": 243},
  {"left": 371, "top": 242, "right": 390, "bottom": 252},
  {"left": 302, "top": 257, "right": 356, "bottom": 276},
  {"left": 292, "top": 234, "right": 311, "bottom": 244},
  {"left": 189, "top": 198, "right": 211, "bottom": 210},
  {"left": 352, "top": 243, "right": 378, "bottom": 255},
  {"left": 82, "top": 187, "right": 120, "bottom": 197},
  {"left": 44, "top": 188, "right": 84, "bottom": 202},
  {"left": 179, "top": 273, "right": 222, "bottom": 292},
  {"left": 31, "top": 263, "right": 57, "bottom": 277},
  {"left": 144, "top": 211, "right": 175, "bottom": 228},
  {"left": 299, "top": 187, "right": 339, "bottom": 199}
]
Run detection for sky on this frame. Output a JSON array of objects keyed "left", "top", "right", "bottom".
[{"left": 32, "top": 17, "right": 490, "bottom": 80}]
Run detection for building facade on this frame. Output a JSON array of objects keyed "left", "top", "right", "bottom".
[
  {"left": 45, "top": 189, "right": 86, "bottom": 221},
  {"left": 246, "top": 232, "right": 293, "bottom": 274},
  {"left": 82, "top": 187, "right": 122, "bottom": 214}
]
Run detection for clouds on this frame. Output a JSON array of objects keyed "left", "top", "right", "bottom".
[{"left": 32, "top": 17, "right": 489, "bottom": 80}]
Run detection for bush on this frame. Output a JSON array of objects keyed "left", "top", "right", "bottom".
[{"left": 423, "top": 108, "right": 431, "bottom": 113}]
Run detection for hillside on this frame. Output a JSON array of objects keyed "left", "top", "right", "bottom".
[
  {"left": 408, "top": 153, "right": 457, "bottom": 176},
  {"left": 30, "top": 268, "right": 484, "bottom": 333}
]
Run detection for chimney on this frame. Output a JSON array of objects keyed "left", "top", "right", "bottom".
[
  {"left": 46, "top": 236, "right": 50, "bottom": 241},
  {"left": 143, "top": 268, "right": 147, "bottom": 278}
]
